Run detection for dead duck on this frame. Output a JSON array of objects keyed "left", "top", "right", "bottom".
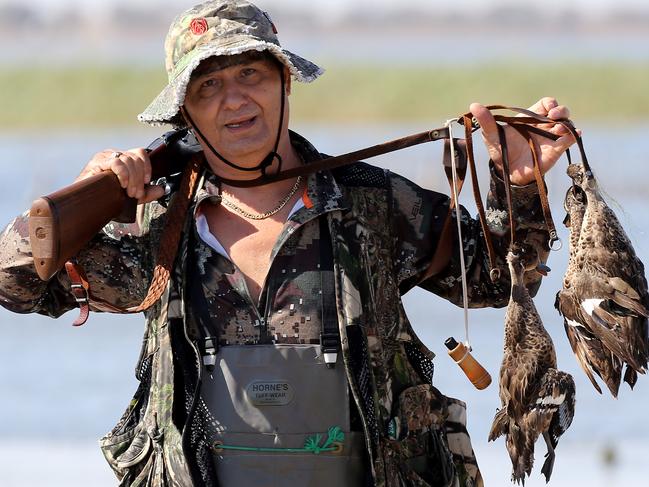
[
  {"left": 556, "top": 163, "right": 649, "bottom": 394},
  {"left": 490, "top": 245, "right": 575, "bottom": 484},
  {"left": 555, "top": 184, "right": 623, "bottom": 396}
]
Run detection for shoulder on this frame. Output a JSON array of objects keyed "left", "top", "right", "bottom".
[{"left": 330, "top": 160, "right": 390, "bottom": 189}]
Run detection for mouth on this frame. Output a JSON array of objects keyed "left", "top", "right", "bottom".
[{"left": 224, "top": 116, "right": 257, "bottom": 130}]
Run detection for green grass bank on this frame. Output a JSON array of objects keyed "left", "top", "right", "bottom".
[{"left": 1, "top": 63, "right": 647, "bottom": 128}]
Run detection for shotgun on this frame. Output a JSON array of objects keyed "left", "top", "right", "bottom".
[
  {"left": 28, "top": 128, "right": 202, "bottom": 281},
  {"left": 27, "top": 123, "right": 466, "bottom": 282}
]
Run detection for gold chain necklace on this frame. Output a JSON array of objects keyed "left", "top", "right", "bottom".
[{"left": 220, "top": 176, "right": 303, "bottom": 220}]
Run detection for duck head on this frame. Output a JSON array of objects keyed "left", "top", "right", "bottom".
[
  {"left": 563, "top": 184, "right": 587, "bottom": 228},
  {"left": 507, "top": 242, "right": 544, "bottom": 274},
  {"left": 567, "top": 163, "right": 597, "bottom": 192}
]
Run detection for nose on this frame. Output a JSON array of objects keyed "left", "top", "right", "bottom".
[{"left": 221, "top": 81, "right": 248, "bottom": 112}]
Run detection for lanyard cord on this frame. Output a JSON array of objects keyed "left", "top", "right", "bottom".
[{"left": 446, "top": 119, "right": 471, "bottom": 351}]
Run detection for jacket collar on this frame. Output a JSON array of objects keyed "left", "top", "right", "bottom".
[{"left": 192, "top": 130, "right": 350, "bottom": 219}]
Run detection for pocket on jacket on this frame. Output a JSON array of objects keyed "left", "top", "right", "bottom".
[
  {"left": 100, "top": 423, "right": 152, "bottom": 482},
  {"left": 385, "top": 384, "right": 457, "bottom": 487}
]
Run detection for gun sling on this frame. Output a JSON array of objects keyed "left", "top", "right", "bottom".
[{"left": 59, "top": 106, "right": 572, "bottom": 324}]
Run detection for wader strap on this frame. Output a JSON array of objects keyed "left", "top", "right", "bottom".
[
  {"left": 183, "top": 226, "right": 221, "bottom": 370},
  {"left": 319, "top": 217, "right": 340, "bottom": 368}
]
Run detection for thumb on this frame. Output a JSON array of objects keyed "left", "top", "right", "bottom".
[
  {"left": 469, "top": 103, "right": 499, "bottom": 146},
  {"left": 138, "top": 183, "right": 166, "bottom": 205}
]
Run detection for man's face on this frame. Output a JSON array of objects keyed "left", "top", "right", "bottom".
[{"left": 183, "top": 55, "right": 290, "bottom": 171}]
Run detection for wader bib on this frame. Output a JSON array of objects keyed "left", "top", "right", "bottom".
[{"left": 200, "top": 344, "right": 365, "bottom": 486}]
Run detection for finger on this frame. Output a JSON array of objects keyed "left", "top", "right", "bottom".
[
  {"left": 75, "top": 149, "right": 119, "bottom": 181},
  {"left": 536, "top": 104, "right": 572, "bottom": 133},
  {"left": 537, "top": 133, "right": 580, "bottom": 174},
  {"left": 119, "top": 154, "right": 145, "bottom": 199},
  {"left": 469, "top": 102, "right": 500, "bottom": 146},
  {"left": 528, "top": 97, "right": 559, "bottom": 116},
  {"left": 139, "top": 184, "right": 166, "bottom": 205},
  {"left": 109, "top": 157, "right": 131, "bottom": 190},
  {"left": 129, "top": 147, "right": 152, "bottom": 184},
  {"left": 553, "top": 131, "right": 580, "bottom": 153},
  {"left": 547, "top": 104, "right": 570, "bottom": 120}
]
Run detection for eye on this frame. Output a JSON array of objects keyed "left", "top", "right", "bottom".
[
  {"left": 193, "top": 76, "right": 222, "bottom": 98},
  {"left": 239, "top": 66, "right": 262, "bottom": 84}
]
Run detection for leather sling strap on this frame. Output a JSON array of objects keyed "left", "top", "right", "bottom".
[
  {"left": 215, "top": 128, "right": 452, "bottom": 188},
  {"left": 65, "top": 105, "right": 582, "bottom": 324},
  {"left": 423, "top": 106, "right": 573, "bottom": 281},
  {"left": 462, "top": 105, "right": 580, "bottom": 252},
  {"left": 66, "top": 154, "right": 204, "bottom": 325}
]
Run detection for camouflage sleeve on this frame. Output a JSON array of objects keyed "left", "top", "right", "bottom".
[
  {"left": 0, "top": 203, "right": 164, "bottom": 317},
  {"left": 391, "top": 165, "right": 549, "bottom": 308}
]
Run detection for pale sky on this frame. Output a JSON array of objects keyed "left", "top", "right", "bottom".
[{"left": 6, "top": 0, "right": 649, "bottom": 14}]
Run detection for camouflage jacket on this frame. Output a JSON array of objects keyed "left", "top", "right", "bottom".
[{"left": 0, "top": 132, "right": 549, "bottom": 487}]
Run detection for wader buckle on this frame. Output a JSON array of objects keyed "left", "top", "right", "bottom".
[
  {"left": 202, "top": 336, "right": 218, "bottom": 372},
  {"left": 320, "top": 332, "right": 339, "bottom": 368}
]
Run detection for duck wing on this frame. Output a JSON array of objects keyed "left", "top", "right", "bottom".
[
  {"left": 572, "top": 271, "right": 648, "bottom": 375},
  {"left": 525, "top": 368, "right": 576, "bottom": 483},
  {"left": 560, "top": 303, "right": 622, "bottom": 396}
]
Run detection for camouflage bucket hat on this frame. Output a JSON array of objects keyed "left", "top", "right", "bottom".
[{"left": 138, "top": 0, "right": 323, "bottom": 125}]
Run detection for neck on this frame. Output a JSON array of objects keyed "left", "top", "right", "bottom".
[
  {"left": 206, "top": 129, "right": 299, "bottom": 182},
  {"left": 508, "top": 262, "right": 527, "bottom": 303},
  {"left": 218, "top": 139, "right": 304, "bottom": 206}
]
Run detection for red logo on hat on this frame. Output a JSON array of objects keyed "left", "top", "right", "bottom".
[{"left": 190, "top": 18, "right": 208, "bottom": 35}]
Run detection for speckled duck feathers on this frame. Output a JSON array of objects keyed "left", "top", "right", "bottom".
[
  {"left": 555, "top": 163, "right": 649, "bottom": 396},
  {"left": 490, "top": 246, "right": 575, "bottom": 484}
]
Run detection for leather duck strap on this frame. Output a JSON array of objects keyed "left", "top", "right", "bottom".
[
  {"left": 506, "top": 121, "right": 560, "bottom": 247},
  {"left": 496, "top": 123, "right": 516, "bottom": 248},
  {"left": 461, "top": 114, "right": 503, "bottom": 281}
]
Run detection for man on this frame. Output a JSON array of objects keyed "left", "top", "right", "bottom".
[{"left": 0, "top": 1, "right": 576, "bottom": 485}]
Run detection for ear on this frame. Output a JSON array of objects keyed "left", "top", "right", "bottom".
[{"left": 284, "top": 66, "right": 292, "bottom": 95}]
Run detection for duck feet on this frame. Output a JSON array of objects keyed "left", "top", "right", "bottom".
[{"left": 541, "top": 431, "right": 556, "bottom": 483}]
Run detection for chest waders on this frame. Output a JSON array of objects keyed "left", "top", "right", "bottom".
[
  {"left": 200, "top": 345, "right": 365, "bottom": 486},
  {"left": 196, "top": 218, "right": 364, "bottom": 485}
]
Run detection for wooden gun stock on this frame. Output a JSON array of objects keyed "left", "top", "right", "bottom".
[{"left": 28, "top": 129, "right": 201, "bottom": 281}]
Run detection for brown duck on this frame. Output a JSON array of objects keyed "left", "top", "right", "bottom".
[
  {"left": 490, "top": 246, "right": 575, "bottom": 484},
  {"left": 556, "top": 183, "right": 623, "bottom": 396},
  {"left": 555, "top": 163, "right": 649, "bottom": 395}
]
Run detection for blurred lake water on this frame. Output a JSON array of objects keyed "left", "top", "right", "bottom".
[{"left": 0, "top": 123, "right": 648, "bottom": 486}]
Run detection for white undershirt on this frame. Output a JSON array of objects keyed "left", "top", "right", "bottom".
[{"left": 195, "top": 197, "right": 306, "bottom": 259}]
